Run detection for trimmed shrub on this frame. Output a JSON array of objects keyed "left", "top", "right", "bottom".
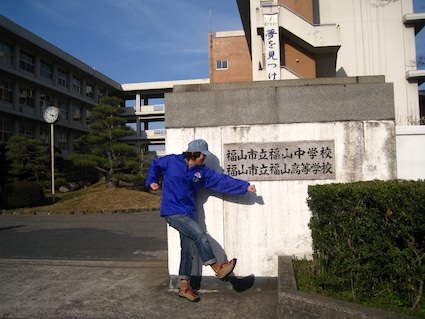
[
  {"left": 4, "top": 181, "right": 45, "bottom": 208},
  {"left": 307, "top": 180, "right": 425, "bottom": 309}
]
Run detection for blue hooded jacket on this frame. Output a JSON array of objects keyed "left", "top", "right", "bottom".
[{"left": 145, "top": 154, "right": 250, "bottom": 220}]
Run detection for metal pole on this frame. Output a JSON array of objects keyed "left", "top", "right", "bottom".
[{"left": 51, "top": 123, "right": 55, "bottom": 195}]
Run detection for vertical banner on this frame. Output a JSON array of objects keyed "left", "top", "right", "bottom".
[{"left": 264, "top": 13, "right": 280, "bottom": 80}]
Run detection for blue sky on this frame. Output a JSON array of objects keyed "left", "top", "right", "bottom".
[
  {"left": 0, "top": 0, "right": 242, "bottom": 83},
  {"left": 0, "top": 0, "right": 424, "bottom": 85}
]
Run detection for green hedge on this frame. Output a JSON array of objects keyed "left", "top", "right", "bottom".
[
  {"left": 3, "top": 181, "right": 45, "bottom": 209},
  {"left": 307, "top": 180, "right": 425, "bottom": 309}
]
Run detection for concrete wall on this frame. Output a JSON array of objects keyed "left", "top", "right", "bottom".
[
  {"left": 164, "top": 78, "right": 396, "bottom": 279},
  {"left": 167, "top": 76, "right": 394, "bottom": 128},
  {"left": 247, "top": 0, "right": 419, "bottom": 125},
  {"left": 318, "top": 0, "right": 418, "bottom": 125},
  {"left": 396, "top": 125, "right": 425, "bottom": 179}
]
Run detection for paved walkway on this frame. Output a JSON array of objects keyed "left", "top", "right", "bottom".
[{"left": 0, "top": 212, "right": 277, "bottom": 319}]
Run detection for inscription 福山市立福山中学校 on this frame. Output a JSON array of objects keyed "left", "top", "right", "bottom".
[{"left": 223, "top": 141, "right": 336, "bottom": 181}]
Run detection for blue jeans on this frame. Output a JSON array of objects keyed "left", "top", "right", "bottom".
[{"left": 163, "top": 214, "right": 217, "bottom": 280}]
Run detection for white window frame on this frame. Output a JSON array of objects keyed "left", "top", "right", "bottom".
[
  {"left": 40, "top": 60, "right": 53, "bottom": 80},
  {"left": 19, "top": 86, "right": 35, "bottom": 107},
  {"left": 58, "top": 68, "right": 68, "bottom": 88},
  {"left": 216, "top": 60, "right": 228, "bottom": 70},
  {"left": 72, "top": 77, "right": 82, "bottom": 94},
  {"left": 0, "top": 79, "right": 14, "bottom": 103},
  {"left": 0, "top": 40, "right": 14, "bottom": 66},
  {"left": 19, "top": 50, "right": 35, "bottom": 73}
]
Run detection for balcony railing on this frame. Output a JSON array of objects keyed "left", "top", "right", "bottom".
[
  {"left": 146, "top": 129, "right": 166, "bottom": 139},
  {"left": 122, "top": 104, "right": 165, "bottom": 117},
  {"left": 136, "top": 104, "right": 164, "bottom": 115},
  {"left": 120, "top": 129, "right": 166, "bottom": 142}
]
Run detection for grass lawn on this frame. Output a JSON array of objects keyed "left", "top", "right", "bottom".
[{"left": 2, "top": 182, "right": 161, "bottom": 214}]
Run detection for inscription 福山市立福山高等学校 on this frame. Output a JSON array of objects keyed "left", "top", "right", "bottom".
[{"left": 223, "top": 141, "right": 336, "bottom": 181}]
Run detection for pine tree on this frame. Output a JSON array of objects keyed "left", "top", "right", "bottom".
[
  {"left": 70, "top": 96, "right": 139, "bottom": 187},
  {"left": 5, "top": 135, "right": 49, "bottom": 182}
]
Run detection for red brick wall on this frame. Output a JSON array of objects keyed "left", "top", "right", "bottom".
[
  {"left": 209, "top": 32, "right": 252, "bottom": 83},
  {"left": 283, "top": 40, "right": 316, "bottom": 79},
  {"left": 278, "top": 0, "right": 313, "bottom": 23},
  {"left": 279, "top": 0, "right": 316, "bottom": 78}
]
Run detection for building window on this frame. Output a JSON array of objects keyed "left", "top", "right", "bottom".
[
  {"left": 19, "top": 86, "right": 35, "bottom": 107},
  {"left": 97, "top": 88, "right": 105, "bottom": 103},
  {"left": 0, "top": 79, "right": 14, "bottom": 103},
  {"left": 58, "top": 68, "right": 68, "bottom": 88},
  {"left": 59, "top": 100, "right": 69, "bottom": 120},
  {"left": 216, "top": 60, "right": 228, "bottom": 70},
  {"left": 86, "top": 83, "right": 94, "bottom": 98},
  {"left": 86, "top": 109, "right": 91, "bottom": 124},
  {"left": 72, "top": 104, "right": 81, "bottom": 122},
  {"left": 19, "top": 50, "right": 35, "bottom": 73},
  {"left": 19, "top": 122, "right": 35, "bottom": 138},
  {"left": 39, "top": 93, "right": 53, "bottom": 108},
  {"left": 40, "top": 60, "right": 53, "bottom": 80},
  {"left": 0, "top": 118, "right": 12, "bottom": 142},
  {"left": 0, "top": 40, "right": 13, "bottom": 66},
  {"left": 72, "top": 77, "right": 82, "bottom": 94}
]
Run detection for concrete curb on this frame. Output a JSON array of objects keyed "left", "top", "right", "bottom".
[
  {"left": 277, "top": 256, "right": 417, "bottom": 319},
  {"left": 0, "top": 258, "right": 167, "bottom": 269},
  {"left": 0, "top": 208, "right": 159, "bottom": 216}
]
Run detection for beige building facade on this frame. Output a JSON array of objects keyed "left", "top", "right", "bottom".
[{"left": 0, "top": 16, "right": 121, "bottom": 157}]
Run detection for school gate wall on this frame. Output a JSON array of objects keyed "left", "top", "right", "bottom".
[{"left": 163, "top": 77, "right": 396, "bottom": 281}]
